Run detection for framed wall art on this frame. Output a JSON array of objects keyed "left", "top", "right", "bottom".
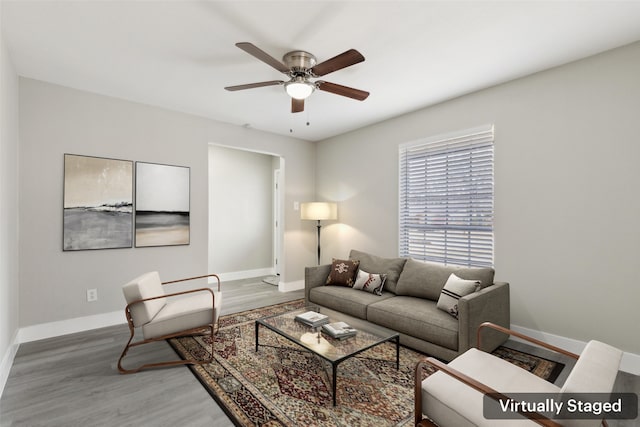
[
  {"left": 63, "top": 154, "right": 134, "bottom": 251},
  {"left": 135, "top": 162, "right": 190, "bottom": 247}
]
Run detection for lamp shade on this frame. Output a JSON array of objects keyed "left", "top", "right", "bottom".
[{"left": 300, "top": 202, "right": 337, "bottom": 221}]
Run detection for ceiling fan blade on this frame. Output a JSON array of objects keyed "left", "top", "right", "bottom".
[
  {"left": 291, "top": 98, "right": 304, "bottom": 113},
  {"left": 224, "top": 80, "right": 283, "bottom": 91},
  {"left": 316, "top": 81, "right": 370, "bottom": 101},
  {"left": 236, "top": 42, "right": 289, "bottom": 74},
  {"left": 310, "top": 49, "right": 365, "bottom": 77}
]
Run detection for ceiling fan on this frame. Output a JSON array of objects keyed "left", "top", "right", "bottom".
[{"left": 224, "top": 42, "right": 370, "bottom": 113}]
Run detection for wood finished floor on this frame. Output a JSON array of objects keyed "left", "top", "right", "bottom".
[
  {"left": 0, "top": 277, "right": 302, "bottom": 427},
  {"left": 2, "top": 277, "right": 638, "bottom": 426}
]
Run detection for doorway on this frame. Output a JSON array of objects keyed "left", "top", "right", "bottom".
[{"left": 208, "top": 144, "right": 283, "bottom": 280}]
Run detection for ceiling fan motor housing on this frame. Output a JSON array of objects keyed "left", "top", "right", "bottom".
[{"left": 283, "top": 51, "right": 316, "bottom": 76}]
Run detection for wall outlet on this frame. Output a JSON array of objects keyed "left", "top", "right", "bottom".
[{"left": 86, "top": 288, "right": 98, "bottom": 302}]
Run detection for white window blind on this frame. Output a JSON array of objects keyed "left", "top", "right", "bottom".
[{"left": 399, "top": 125, "right": 494, "bottom": 267}]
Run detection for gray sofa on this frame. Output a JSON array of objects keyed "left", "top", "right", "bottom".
[{"left": 304, "top": 249, "right": 510, "bottom": 361}]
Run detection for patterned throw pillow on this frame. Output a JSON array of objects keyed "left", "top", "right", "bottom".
[
  {"left": 436, "top": 273, "right": 481, "bottom": 318},
  {"left": 325, "top": 258, "right": 360, "bottom": 287},
  {"left": 352, "top": 269, "right": 387, "bottom": 295}
]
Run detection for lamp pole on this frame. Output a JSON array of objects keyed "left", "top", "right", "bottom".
[{"left": 316, "top": 219, "right": 322, "bottom": 265}]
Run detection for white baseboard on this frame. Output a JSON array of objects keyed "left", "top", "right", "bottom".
[
  {"left": 279, "top": 279, "right": 304, "bottom": 292},
  {"left": 0, "top": 330, "right": 20, "bottom": 400},
  {"left": 511, "top": 324, "right": 640, "bottom": 375},
  {"left": 214, "top": 267, "right": 276, "bottom": 283},
  {"left": 18, "top": 310, "right": 124, "bottom": 344}
]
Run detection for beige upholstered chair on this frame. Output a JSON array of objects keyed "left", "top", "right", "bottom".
[
  {"left": 415, "top": 322, "right": 623, "bottom": 427},
  {"left": 118, "top": 271, "right": 222, "bottom": 374}
]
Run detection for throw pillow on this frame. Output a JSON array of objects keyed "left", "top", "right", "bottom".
[
  {"left": 352, "top": 269, "right": 387, "bottom": 295},
  {"left": 436, "top": 273, "right": 481, "bottom": 319},
  {"left": 325, "top": 258, "right": 360, "bottom": 287},
  {"left": 348, "top": 249, "right": 407, "bottom": 294}
]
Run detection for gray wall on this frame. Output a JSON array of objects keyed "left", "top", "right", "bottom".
[
  {"left": 0, "top": 4, "right": 20, "bottom": 380},
  {"left": 208, "top": 145, "right": 275, "bottom": 274},
  {"left": 317, "top": 42, "right": 640, "bottom": 355},
  {"left": 17, "top": 78, "right": 316, "bottom": 327}
]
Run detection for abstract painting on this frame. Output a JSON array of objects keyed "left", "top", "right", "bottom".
[
  {"left": 63, "top": 154, "right": 133, "bottom": 251},
  {"left": 135, "top": 162, "right": 190, "bottom": 247}
]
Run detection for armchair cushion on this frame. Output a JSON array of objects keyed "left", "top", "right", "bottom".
[
  {"left": 422, "top": 348, "right": 560, "bottom": 427},
  {"left": 122, "top": 271, "right": 166, "bottom": 327},
  {"left": 560, "top": 340, "right": 622, "bottom": 394},
  {"left": 142, "top": 290, "right": 221, "bottom": 339}
]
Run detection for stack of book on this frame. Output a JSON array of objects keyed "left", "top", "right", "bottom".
[
  {"left": 294, "top": 311, "right": 329, "bottom": 327},
  {"left": 322, "top": 321, "right": 357, "bottom": 340}
]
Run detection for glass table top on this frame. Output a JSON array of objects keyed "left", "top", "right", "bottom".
[{"left": 256, "top": 305, "right": 399, "bottom": 362}]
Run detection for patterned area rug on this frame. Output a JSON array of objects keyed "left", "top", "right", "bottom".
[{"left": 168, "top": 300, "right": 564, "bottom": 427}]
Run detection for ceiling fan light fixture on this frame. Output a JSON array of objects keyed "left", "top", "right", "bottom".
[{"left": 285, "top": 78, "right": 315, "bottom": 100}]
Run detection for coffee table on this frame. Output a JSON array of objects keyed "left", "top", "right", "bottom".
[{"left": 255, "top": 306, "right": 400, "bottom": 406}]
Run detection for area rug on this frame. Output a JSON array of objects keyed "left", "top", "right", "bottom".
[{"left": 168, "top": 300, "right": 564, "bottom": 427}]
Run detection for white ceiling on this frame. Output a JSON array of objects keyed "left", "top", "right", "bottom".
[{"left": 3, "top": 1, "right": 640, "bottom": 141}]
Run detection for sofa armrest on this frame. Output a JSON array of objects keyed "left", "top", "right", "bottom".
[
  {"left": 457, "top": 282, "right": 510, "bottom": 353},
  {"left": 304, "top": 264, "right": 331, "bottom": 304}
]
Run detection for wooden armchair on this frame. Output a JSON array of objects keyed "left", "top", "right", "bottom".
[
  {"left": 415, "top": 322, "right": 622, "bottom": 427},
  {"left": 117, "top": 271, "right": 222, "bottom": 374}
]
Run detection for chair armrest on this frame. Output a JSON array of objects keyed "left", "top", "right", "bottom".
[
  {"left": 162, "top": 273, "right": 221, "bottom": 292},
  {"left": 477, "top": 322, "right": 579, "bottom": 360},
  {"left": 414, "top": 357, "right": 562, "bottom": 427},
  {"left": 458, "top": 281, "right": 510, "bottom": 353},
  {"left": 304, "top": 265, "right": 331, "bottom": 304}
]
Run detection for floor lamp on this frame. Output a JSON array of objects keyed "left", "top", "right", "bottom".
[{"left": 300, "top": 202, "right": 337, "bottom": 265}]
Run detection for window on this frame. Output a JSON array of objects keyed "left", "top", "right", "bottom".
[{"left": 399, "top": 125, "right": 494, "bottom": 267}]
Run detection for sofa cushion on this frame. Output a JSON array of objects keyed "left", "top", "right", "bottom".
[
  {"left": 349, "top": 249, "right": 407, "bottom": 294},
  {"left": 395, "top": 258, "right": 495, "bottom": 301},
  {"left": 367, "top": 296, "right": 459, "bottom": 350},
  {"left": 436, "top": 274, "right": 481, "bottom": 319},
  {"left": 309, "top": 286, "right": 395, "bottom": 319},
  {"left": 352, "top": 269, "right": 386, "bottom": 295},
  {"left": 325, "top": 258, "right": 360, "bottom": 287}
]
